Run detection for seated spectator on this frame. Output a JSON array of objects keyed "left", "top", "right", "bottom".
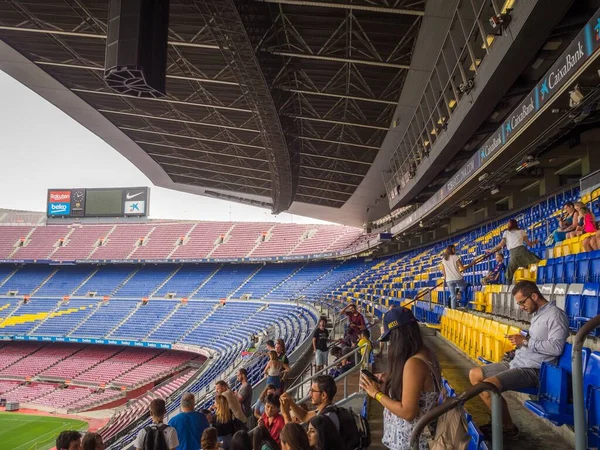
[
  {"left": 200, "top": 427, "right": 223, "bottom": 450},
  {"left": 212, "top": 394, "right": 245, "bottom": 450},
  {"left": 253, "top": 384, "right": 277, "bottom": 420},
  {"left": 356, "top": 329, "right": 373, "bottom": 367},
  {"left": 341, "top": 304, "right": 366, "bottom": 345},
  {"left": 482, "top": 252, "right": 505, "bottom": 285},
  {"left": 469, "top": 281, "right": 569, "bottom": 439},
  {"left": 359, "top": 307, "right": 441, "bottom": 450},
  {"left": 264, "top": 351, "right": 288, "bottom": 393},
  {"left": 583, "top": 228, "right": 600, "bottom": 251},
  {"left": 82, "top": 432, "right": 104, "bottom": 450},
  {"left": 280, "top": 375, "right": 339, "bottom": 430},
  {"left": 169, "top": 392, "right": 210, "bottom": 450},
  {"left": 328, "top": 346, "right": 354, "bottom": 378},
  {"left": 134, "top": 399, "right": 179, "bottom": 450},
  {"left": 554, "top": 202, "right": 577, "bottom": 243},
  {"left": 260, "top": 394, "right": 285, "bottom": 444},
  {"left": 252, "top": 425, "right": 281, "bottom": 450},
  {"left": 229, "top": 431, "right": 252, "bottom": 450},
  {"left": 280, "top": 423, "right": 310, "bottom": 450},
  {"left": 307, "top": 415, "right": 344, "bottom": 450},
  {"left": 216, "top": 380, "right": 247, "bottom": 424},
  {"left": 56, "top": 431, "right": 82, "bottom": 450},
  {"left": 568, "top": 201, "right": 596, "bottom": 238},
  {"left": 312, "top": 318, "right": 330, "bottom": 372}
]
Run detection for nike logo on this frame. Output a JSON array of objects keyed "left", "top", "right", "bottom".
[{"left": 126, "top": 192, "right": 144, "bottom": 200}]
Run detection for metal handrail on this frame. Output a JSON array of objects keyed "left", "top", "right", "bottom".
[
  {"left": 572, "top": 313, "right": 600, "bottom": 450},
  {"left": 409, "top": 381, "right": 503, "bottom": 450}
]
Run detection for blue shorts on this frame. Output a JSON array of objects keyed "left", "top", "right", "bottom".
[{"left": 315, "top": 349, "right": 328, "bottom": 366}]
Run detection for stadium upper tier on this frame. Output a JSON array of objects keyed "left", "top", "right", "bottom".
[{"left": 0, "top": 221, "right": 366, "bottom": 261}]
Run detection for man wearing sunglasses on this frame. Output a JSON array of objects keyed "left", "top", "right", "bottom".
[{"left": 469, "top": 280, "right": 569, "bottom": 440}]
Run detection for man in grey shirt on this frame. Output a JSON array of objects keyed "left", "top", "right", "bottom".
[
  {"left": 469, "top": 280, "right": 570, "bottom": 439},
  {"left": 236, "top": 368, "right": 253, "bottom": 419}
]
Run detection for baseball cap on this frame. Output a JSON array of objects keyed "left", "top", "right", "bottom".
[{"left": 379, "top": 307, "right": 417, "bottom": 342}]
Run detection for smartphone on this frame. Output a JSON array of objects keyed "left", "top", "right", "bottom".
[{"left": 361, "top": 369, "right": 379, "bottom": 383}]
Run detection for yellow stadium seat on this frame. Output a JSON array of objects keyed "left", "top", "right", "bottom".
[{"left": 484, "top": 321, "right": 499, "bottom": 361}]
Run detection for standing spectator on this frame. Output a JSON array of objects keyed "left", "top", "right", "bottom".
[
  {"left": 275, "top": 339, "right": 289, "bottom": 365},
  {"left": 253, "top": 384, "right": 277, "bottom": 420},
  {"left": 482, "top": 252, "right": 506, "bottom": 285},
  {"left": 312, "top": 318, "right": 329, "bottom": 372},
  {"left": 252, "top": 425, "right": 281, "bottom": 450},
  {"left": 82, "top": 432, "right": 104, "bottom": 450},
  {"left": 279, "top": 375, "right": 339, "bottom": 430},
  {"left": 280, "top": 424, "right": 310, "bottom": 450},
  {"left": 169, "top": 393, "right": 210, "bottom": 450},
  {"left": 341, "top": 304, "right": 366, "bottom": 345},
  {"left": 486, "top": 219, "right": 539, "bottom": 283},
  {"left": 307, "top": 415, "right": 344, "bottom": 450},
  {"left": 56, "top": 431, "right": 82, "bottom": 450},
  {"left": 259, "top": 394, "right": 285, "bottom": 444},
  {"left": 357, "top": 329, "right": 373, "bottom": 367},
  {"left": 469, "top": 281, "right": 569, "bottom": 440},
  {"left": 201, "top": 428, "right": 223, "bottom": 450},
  {"left": 265, "top": 340, "right": 276, "bottom": 352},
  {"left": 440, "top": 244, "right": 466, "bottom": 309},
  {"left": 212, "top": 394, "right": 243, "bottom": 449},
  {"left": 264, "top": 351, "right": 287, "bottom": 392},
  {"left": 360, "top": 307, "right": 441, "bottom": 450},
  {"left": 235, "top": 369, "right": 253, "bottom": 420},
  {"left": 230, "top": 431, "right": 252, "bottom": 450},
  {"left": 134, "top": 399, "right": 179, "bottom": 450},
  {"left": 216, "top": 380, "right": 247, "bottom": 424}
]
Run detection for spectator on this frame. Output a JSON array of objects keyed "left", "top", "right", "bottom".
[
  {"left": 216, "top": 380, "right": 247, "bottom": 424},
  {"left": 235, "top": 369, "right": 253, "bottom": 420},
  {"left": 554, "top": 202, "right": 577, "bottom": 243},
  {"left": 253, "top": 384, "right": 277, "bottom": 420},
  {"left": 583, "top": 227, "right": 600, "bottom": 251},
  {"left": 265, "top": 340, "right": 276, "bottom": 352},
  {"left": 134, "top": 399, "right": 179, "bottom": 450},
  {"left": 469, "top": 281, "right": 569, "bottom": 439},
  {"left": 279, "top": 375, "right": 339, "bottom": 430},
  {"left": 280, "top": 423, "right": 310, "bottom": 450},
  {"left": 82, "top": 432, "right": 104, "bottom": 450},
  {"left": 486, "top": 219, "right": 539, "bottom": 283},
  {"left": 275, "top": 339, "right": 289, "bottom": 365},
  {"left": 169, "top": 392, "right": 210, "bottom": 450},
  {"left": 200, "top": 427, "right": 223, "bottom": 450},
  {"left": 56, "top": 431, "right": 82, "bottom": 450},
  {"left": 230, "top": 431, "right": 252, "bottom": 450},
  {"left": 360, "top": 307, "right": 441, "bottom": 450},
  {"left": 307, "top": 415, "right": 344, "bottom": 450},
  {"left": 329, "top": 346, "right": 353, "bottom": 378},
  {"left": 312, "top": 318, "right": 329, "bottom": 372},
  {"left": 212, "top": 394, "right": 244, "bottom": 450},
  {"left": 260, "top": 394, "right": 285, "bottom": 444},
  {"left": 252, "top": 425, "right": 281, "bottom": 450},
  {"left": 264, "top": 351, "right": 287, "bottom": 392},
  {"left": 356, "top": 328, "right": 372, "bottom": 367},
  {"left": 482, "top": 252, "right": 505, "bottom": 285},
  {"left": 440, "top": 244, "right": 465, "bottom": 309},
  {"left": 340, "top": 303, "right": 366, "bottom": 345},
  {"left": 570, "top": 202, "right": 597, "bottom": 239}
]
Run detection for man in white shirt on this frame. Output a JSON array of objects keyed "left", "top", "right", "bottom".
[{"left": 134, "top": 398, "right": 179, "bottom": 450}]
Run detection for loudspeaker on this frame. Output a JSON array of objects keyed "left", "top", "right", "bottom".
[{"left": 104, "top": 0, "right": 170, "bottom": 98}]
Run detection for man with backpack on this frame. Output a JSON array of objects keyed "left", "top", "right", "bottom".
[
  {"left": 279, "top": 375, "right": 369, "bottom": 449},
  {"left": 134, "top": 398, "right": 179, "bottom": 450}
]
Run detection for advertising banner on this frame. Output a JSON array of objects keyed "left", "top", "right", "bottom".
[
  {"left": 11, "top": 335, "right": 171, "bottom": 349},
  {"left": 123, "top": 188, "right": 148, "bottom": 216}
]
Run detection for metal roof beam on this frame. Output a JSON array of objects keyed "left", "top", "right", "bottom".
[
  {"left": 292, "top": 115, "right": 388, "bottom": 131},
  {"left": 255, "top": 0, "right": 424, "bottom": 16},
  {"left": 136, "top": 141, "right": 266, "bottom": 163},
  {"left": 301, "top": 153, "right": 371, "bottom": 165},
  {"left": 38, "top": 61, "right": 239, "bottom": 86},
  {"left": 98, "top": 109, "right": 259, "bottom": 133},
  {"left": 294, "top": 135, "right": 379, "bottom": 150},
  {"left": 299, "top": 175, "right": 359, "bottom": 188},
  {"left": 169, "top": 172, "right": 271, "bottom": 191},
  {"left": 280, "top": 87, "right": 397, "bottom": 105},
  {"left": 267, "top": 50, "right": 410, "bottom": 69},
  {"left": 0, "top": 25, "right": 221, "bottom": 49},
  {"left": 149, "top": 153, "right": 269, "bottom": 173},
  {"left": 296, "top": 193, "right": 346, "bottom": 203},
  {"left": 121, "top": 127, "right": 264, "bottom": 149},
  {"left": 161, "top": 161, "right": 271, "bottom": 183},
  {"left": 302, "top": 165, "right": 366, "bottom": 177}
]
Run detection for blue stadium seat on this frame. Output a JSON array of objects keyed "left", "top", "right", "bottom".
[
  {"left": 575, "top": 253, "right": 591, "bottom": 283},
  {"left": 552, "top": 257, "right": 565, "bottom": 284},
  {"left": 575, "top": 283, "right": 600, "bottom": 336},
  {"left": 563, "top": 255, "right": 575, "bottom": 284},
  {"left": 590, "top": 251, "right": 600, "bottom": 282},
  {"left": 565, "top": 284, "right": 584, "bottom": 329},
  {"left": 587, "top": 352, "right": 600, "bottom": 448},
  {"left": 525, "top": 343, "right": 590, "bottom": 426}
]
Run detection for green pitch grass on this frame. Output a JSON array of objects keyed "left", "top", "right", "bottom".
[{"left": 0, "top": 411, "right": 88, "bottom": 450}]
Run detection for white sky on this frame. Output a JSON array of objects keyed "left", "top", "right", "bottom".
[{"left": 0, "top": 70, "right": 330, "bottom": 224}]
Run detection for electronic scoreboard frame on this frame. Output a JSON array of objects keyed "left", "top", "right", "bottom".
[{"left": 47, "top": 187, "right": 150, "bottom": 218}]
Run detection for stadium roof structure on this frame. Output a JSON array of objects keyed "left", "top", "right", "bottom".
[{"left": 0, "top": 0, "right": 435, "bottom": 226}]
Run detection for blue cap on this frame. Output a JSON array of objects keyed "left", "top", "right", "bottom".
[{"left": 379, "top": 307, "right": 416, "bottom": 342}]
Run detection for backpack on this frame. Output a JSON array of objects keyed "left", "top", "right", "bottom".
[
  {"left": 142, "top": 423, "right": 169, "bottom": 450},
  {"left": 322, "top": 405, "right": 371, "bottom": 450}
]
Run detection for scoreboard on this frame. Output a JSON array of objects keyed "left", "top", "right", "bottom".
[{"left": 47, "top": 187, "right": 149, "bottom": 218}]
